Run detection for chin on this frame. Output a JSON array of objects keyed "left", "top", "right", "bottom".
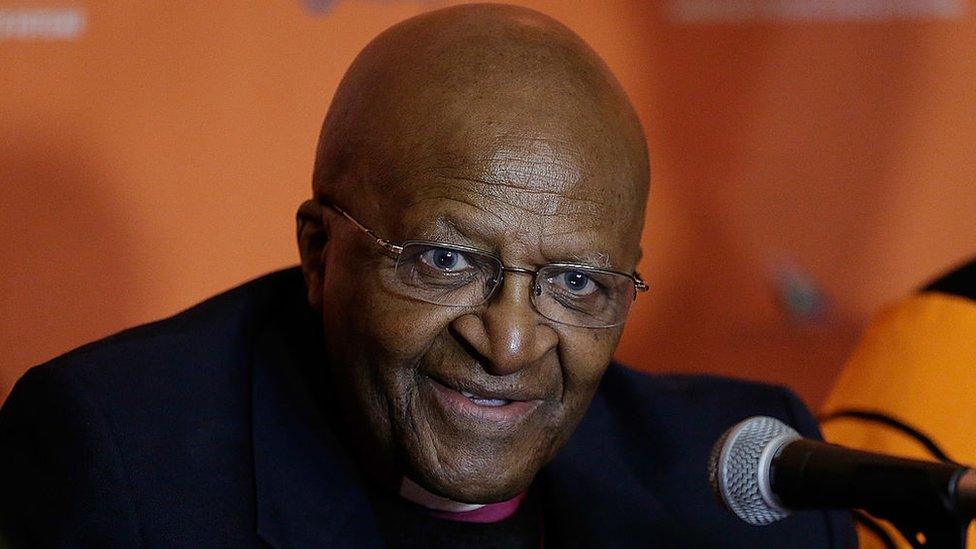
[
  {"left": 428, "top": 473, "right": 531, "bottom": 504},
  {"left": 409, "top": 450, "right": 541, "bottom": 504}
]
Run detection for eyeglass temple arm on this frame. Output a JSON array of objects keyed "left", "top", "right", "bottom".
[
  {"left": 633, "top": 273, "right": 649, "bottom": 293},
  {"left": 321, "top": 200, "right": 403, "bottom": 257}
]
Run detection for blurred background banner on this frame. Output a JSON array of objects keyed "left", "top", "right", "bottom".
[{"left": 2, "top": 0, "right": 974, "bottom": 405}]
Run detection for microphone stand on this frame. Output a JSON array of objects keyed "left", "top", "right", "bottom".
[
  {"left": 885, "top": 468, "right": 975, "bottom": 549},
  {"left": 882, "top": 489, "right": 969, "bottom": 548}
]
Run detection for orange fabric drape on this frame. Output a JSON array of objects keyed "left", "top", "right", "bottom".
[{"left": 822, "top": 292, "right": 976, "bottom": 547}]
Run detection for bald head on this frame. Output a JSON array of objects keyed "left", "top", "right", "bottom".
[{"left": 313, "top": 3, "right": 648, "bottom": 213}]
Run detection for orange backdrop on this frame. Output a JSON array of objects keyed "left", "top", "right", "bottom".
[{"left": 2, "top": 1, "right": 975, "bottom": 406}]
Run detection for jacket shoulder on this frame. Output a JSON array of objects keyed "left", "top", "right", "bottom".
[
  {"left": 0, "top": 268, "right": 306, "bottom": 546},
  {"left": 28, "top": 267, "right": 305, "bottom": 383},
  {"left": 597, "top": 364, "right": 820, "bottom": 437}
]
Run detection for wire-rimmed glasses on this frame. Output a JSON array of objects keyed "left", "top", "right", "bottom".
[{"left": 324, "top": 201, "right": 648, "bottom": 328}]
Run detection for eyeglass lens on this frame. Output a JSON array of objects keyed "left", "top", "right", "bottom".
[{"left": 393, "top": 242, "right": 636, "bottom": 328}]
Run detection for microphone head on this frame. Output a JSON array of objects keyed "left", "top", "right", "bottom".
[{"left": 707, "top": 416, "right": 801, "bottom": 526}]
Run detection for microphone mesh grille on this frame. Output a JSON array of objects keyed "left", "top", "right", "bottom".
[{"left": 707, "top": 416, "right": 800, "bottom": 526}]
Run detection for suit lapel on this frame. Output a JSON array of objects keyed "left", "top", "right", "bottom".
[
  {"left": 541, "top": 388, "right": 683, "bottom": 548},
  {"left": 249, "top": 296, "right": 384, "bottom": 549}
]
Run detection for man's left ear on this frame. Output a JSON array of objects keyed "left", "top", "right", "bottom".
[{"left": 296, "top": 199, "right": 328, "bottom": 309}]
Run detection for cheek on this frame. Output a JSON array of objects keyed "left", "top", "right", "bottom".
[
  {"left": 557, "top": 327, "right": 622, "bottom": 407},
  {"left": 320, "top": 259, "right": 463, "bottom": 454},
  {"left": 321, "top": 259, "right": 462, "bottom": 414},
  {"left": 355, "top": 278, "right": 460, "bottom": 365},
  {"left": 322, "top": 246, "right": 452, "bottom": 362}
]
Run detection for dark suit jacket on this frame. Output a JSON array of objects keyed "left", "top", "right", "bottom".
[{"left": 0, "top": 268, "right": 855, "bottom": 548}]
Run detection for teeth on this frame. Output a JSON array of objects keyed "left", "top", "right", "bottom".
[
  {"left": 458, "top": 389, "right": 509, "bottom": 407},
  {"left": 470, "top": 397, "right": 509, "bottom": 407}
]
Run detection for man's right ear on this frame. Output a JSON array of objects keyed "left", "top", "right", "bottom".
[{"left": 296, "top": 199, "right": 328, "bottom": 309}]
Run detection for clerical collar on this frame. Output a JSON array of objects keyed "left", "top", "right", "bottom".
[{"left": 398, "top": 476, "right": 527, "bottom": 523}]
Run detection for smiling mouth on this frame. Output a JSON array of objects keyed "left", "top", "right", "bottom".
[{"left": 426, "top": 377, "right": 541, "bottom": 427}]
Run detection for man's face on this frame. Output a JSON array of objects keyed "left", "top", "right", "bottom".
[{"left": 317, "top": 129, "right": 644, "bottom": 503}]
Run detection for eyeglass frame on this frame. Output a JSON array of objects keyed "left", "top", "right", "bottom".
[{"left": 320, "top": 199, "right": 649, "bottom": 326}]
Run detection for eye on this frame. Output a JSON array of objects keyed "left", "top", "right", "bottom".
[
  {"left": 551, "top": 270, "right": 598, "bottom": 296},
  {"left": 418, "top": 247, "right": 474, "bottom": 273}
]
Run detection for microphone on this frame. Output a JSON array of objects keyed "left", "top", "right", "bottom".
[{"left": 707, "top": 416, "right": 976, "bottom": 527}]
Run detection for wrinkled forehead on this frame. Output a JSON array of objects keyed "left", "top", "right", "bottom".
[
  {"left": 405, "top": 133, "right": 605, "bottom": 213},
  {"left": 374, "top": 130, "right": 644, "bottom": 269}
]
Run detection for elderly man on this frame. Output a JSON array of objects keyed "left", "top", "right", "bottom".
[{"left": 0, "top": 4, "right": 853, "bottom": 547}]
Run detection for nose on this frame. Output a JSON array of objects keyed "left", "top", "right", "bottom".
[{"left": 451, "top": 272, "right": 558, "bottom": 376}]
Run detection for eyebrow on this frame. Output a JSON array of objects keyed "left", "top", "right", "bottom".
[
  {"left": 562, "top": 251, "right": 613, "bottom": 270},
  {"left": 413, "top": 215, "right": 476, "bottom": 244}
]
